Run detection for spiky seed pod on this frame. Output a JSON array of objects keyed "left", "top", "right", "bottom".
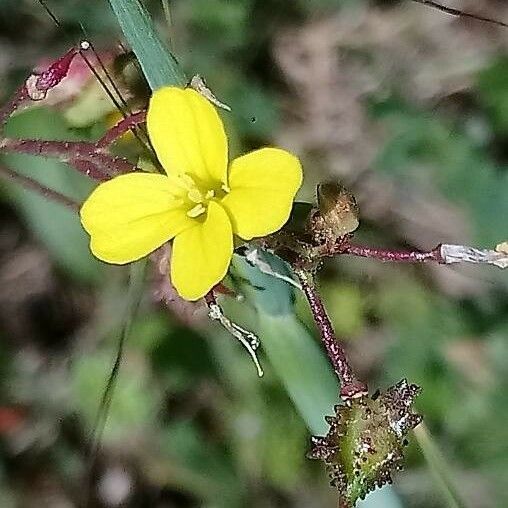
[
  {"left": 311, "top": 183, "right": 360, "bottom": 245},
  {"left": 308, "top": 379, "right": 422, "bottom": 507}
]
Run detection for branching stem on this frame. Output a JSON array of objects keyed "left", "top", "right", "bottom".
[{"left": 0, "top": 137, "right": 136, "bottom": 180}]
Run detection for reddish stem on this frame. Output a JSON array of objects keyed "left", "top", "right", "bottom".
[
  {"left": 0, "top": 138, "right": 135, "bottom": 180},
  {"left": 204, "top": 291, "right": 215, "bottom": 307},
  {"left": 0, "top": 88, "right": 28, "bottom": 129},
  {"left": 341, "top": 243, "right": 444, "bottom": 263},
  {"left": 295, "top": 269, "right": 367, "bottom": 400},
  {"left": 97, "top": 110, "right": 147, "bottom": 148}
]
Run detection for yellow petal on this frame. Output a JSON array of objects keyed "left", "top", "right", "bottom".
[
  {"left": 80, "top": 173, "right": 193, "bottom": 264},
  {"left": 171, "top": 201, "right": 233, "bottom": 300},
  {"left": 146, "top": 87, "right": 228, "bottom": 185},
  {"left": 221, "top": 147, "right": 303, "bottom": 240}
]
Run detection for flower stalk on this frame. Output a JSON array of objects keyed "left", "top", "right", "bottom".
[
  {"left": 294, "top": 268, "right": 368, "bottom": 400},
  {"left": 96, "top": 110, "right": 147, "bottom": 148},
  {"left": 330, "top": 242, "right": 444, "bottom": 263},
  {"left": 317, "top": 240, "right": 508, "bottom": 269}
]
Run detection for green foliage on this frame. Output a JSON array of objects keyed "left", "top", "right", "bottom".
[
  {"left": 233, "top": 253, "right": 339, "bottom": 435},
  {"left": 322, "top": 282, "right": 365, "bottom": 338},
  {"left": 71, "top": 349, "right": 160, "bottom": 440},
  {"left": 371, "top": 98, "right": 508, "bottom": 252},
  {"left": 1, "top": 107, "right": 102, "bottom": 283},
  {"left": 477, "top": 56, "right": 508, "bottom": 135}
]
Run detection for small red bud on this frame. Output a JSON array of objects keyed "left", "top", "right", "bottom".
[{"left": 24, "top": 44, "right": 87, "bottom": 101}]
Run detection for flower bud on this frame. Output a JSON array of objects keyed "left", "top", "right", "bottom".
[{"left": 311, "top": 183, "right": 359, "bottom": 244}]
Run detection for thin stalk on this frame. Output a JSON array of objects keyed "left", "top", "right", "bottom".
[
  {"left": 410, "top": 0, "right": 508, "bottom": 28},
  {"left": 341, "top": 243, "right": 444, "bottom": 264},
  {"left": 0, "top": 88, "right": 28, "bottom": 130},
  {"left": 0, "top": 164, "right": 80, "bottom": 211},
  {"left": 414, "top": 424, "right": 468, "bottom": 508},
  {"left": 316, "top": 240, "right": 507, "bottom": 269},
  {"left": 97, "top": 110, "right": 146, "bottom": 148},
  {"left": 161, "top": 0, "right": 174, "bottom": 51},
  {"left": 0, "top": 137, "right": 135, "bottom": 179},
  {"left": 86, "top": 260, "right": 147, "bottom": 504},
  {"left": 294, "top": 269, "right": 367, "bottom": 400}
]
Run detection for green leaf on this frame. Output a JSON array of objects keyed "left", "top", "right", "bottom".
[
  {"left": 259, "top": 313, "right": 339, "bottom": 435},
  {"left": 233, "top": 254, "right": 338, "bottom": 435},
  {"left": 233, "top": 254, "right": 403, "bottom": 506},
  {"left": 233, "top": 252, "right": 295, "bottom": 316},
  {"left": 107, "top": 0, "right": 186, "bottom": 90}
]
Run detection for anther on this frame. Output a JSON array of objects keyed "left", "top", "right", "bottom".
[{"left": 187, "top": 204, "right": 206, "bottom": 218}]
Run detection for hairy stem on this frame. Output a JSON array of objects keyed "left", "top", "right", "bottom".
[
  {"left": 316, "top": 240, "right": 507, "bottom": 269},
  {"left": 294, "top": 269, "right": 367, "bottom": 400},
  {"left": 0, "top": 137, "right": 136, "bottom": 179},
  {"left": 97, "top": 110, "right": 147, "bottom": 148},
  {"left": 341, "top": 243, "right": 444, "bottom": 263}
]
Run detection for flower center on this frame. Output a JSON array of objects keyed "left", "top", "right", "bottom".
[{"left": 168, "top": 173, "right": 227, "bottom": 218}]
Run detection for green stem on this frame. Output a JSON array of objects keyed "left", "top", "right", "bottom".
[
  {"left": 414, "top": 424, "right": 468, "bottom": 508},
  {"left": 86, "top": 260, "right": 148, "bottom": 503}
]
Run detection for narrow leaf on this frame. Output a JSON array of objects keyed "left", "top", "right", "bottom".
[{"left": 108, "top": 0, "right": 186, "bottom": 90}]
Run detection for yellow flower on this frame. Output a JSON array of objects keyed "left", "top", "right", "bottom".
[{"left": 80, "top": 87, "right": 302, "bottom": 300}]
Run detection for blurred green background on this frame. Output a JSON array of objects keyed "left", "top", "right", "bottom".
[{"left": 0, "top": 0, "right": 507, "bottom": 507}]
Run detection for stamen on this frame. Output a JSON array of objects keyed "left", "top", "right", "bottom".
[
  {"left": 205, "top": 190, "right": 215, "bottom": 199},
  {"left": 187, "top": 204, "right": 206, "bottom": 218},
  {"left": 221, "top": 183, "right": 231, "bottom": 193}
]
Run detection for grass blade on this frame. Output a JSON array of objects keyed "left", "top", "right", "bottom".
[
  {"left": 415, "top": 424, "right": 468, "bottom": 508},
  {"left": 107, "top": 0, "right": 186, "bottom": 89}
]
